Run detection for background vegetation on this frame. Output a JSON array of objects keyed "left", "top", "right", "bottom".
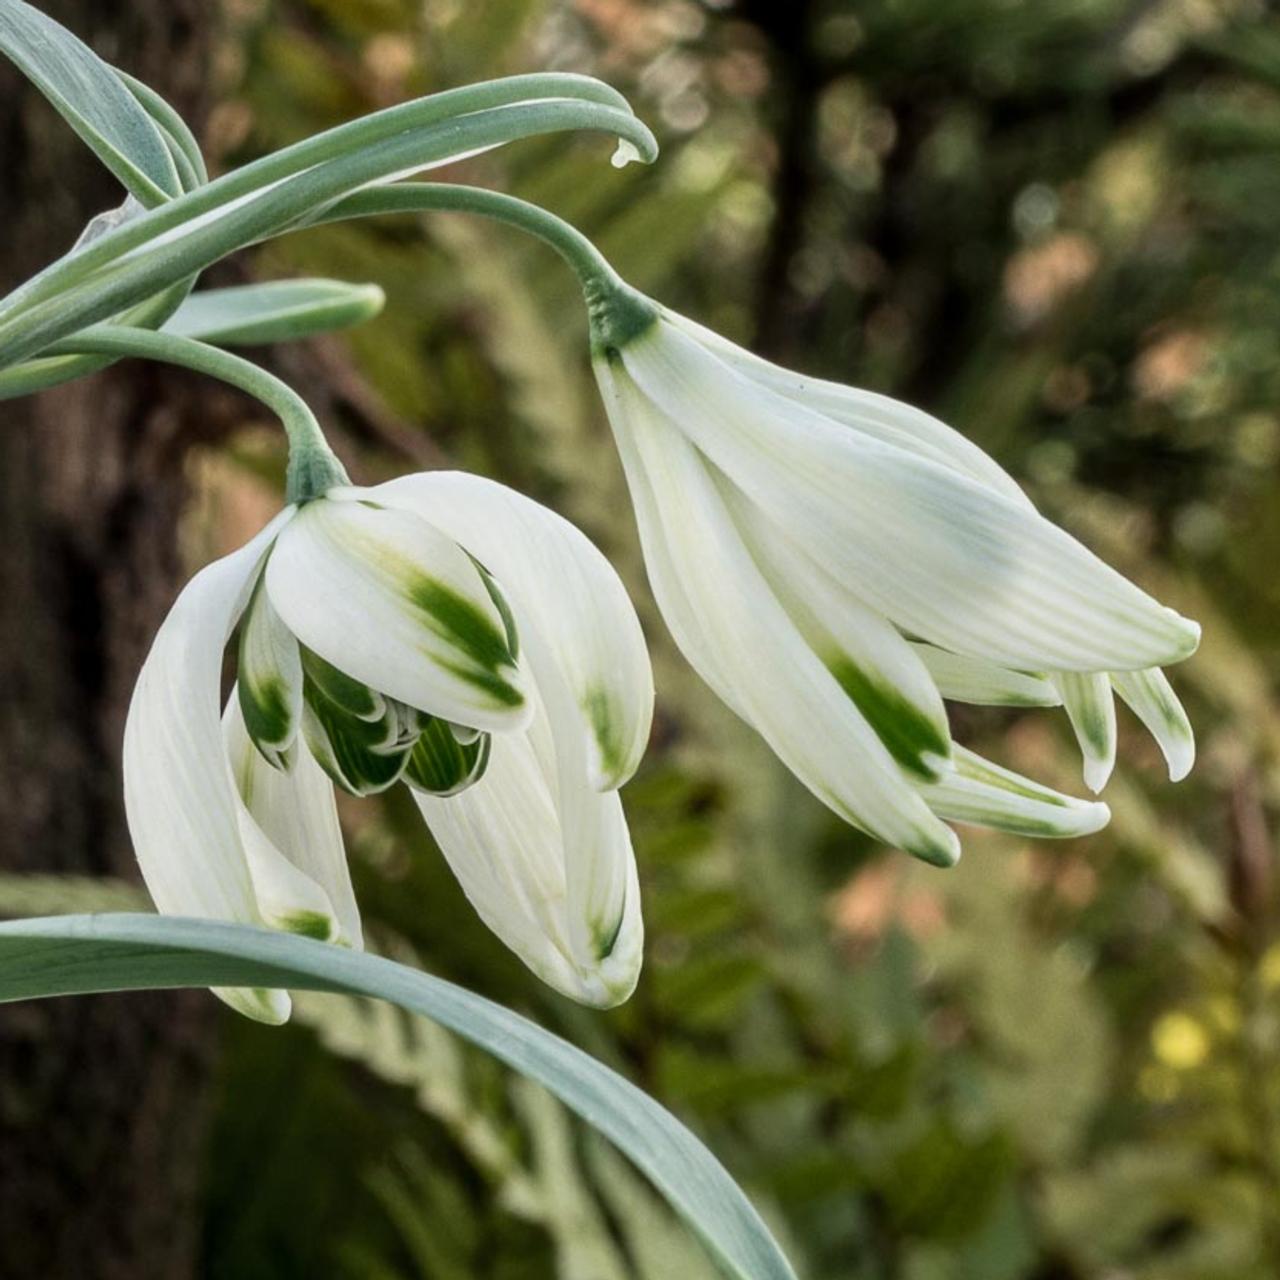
[{"left": 7, "top": 0, "right": 1280, "bottom": 1276}]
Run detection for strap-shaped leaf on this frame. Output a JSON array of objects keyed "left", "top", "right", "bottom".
[
  {"left": 0, "top": 913, "right": 796, "bottom": 1280},
  {"left": 0, "top": 0, "right": 180, "bottom": 204},
  {"left": 164, "top": 280, "right": 386, "bottom": 346}
]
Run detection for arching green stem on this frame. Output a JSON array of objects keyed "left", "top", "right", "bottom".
[
  {"left": 312, "top": 184, "right": 658, "bottom": 352},
  {"left": 48, "top": 325, "right": 347, "bottom": 501},
  {"left": 0, "top": 74, "right": 656, "bottom": 367}
]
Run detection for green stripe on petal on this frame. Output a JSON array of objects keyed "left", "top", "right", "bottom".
[
  {"left": 404, "top": 718, "right": 491, "bottom": 796},
  {"left": 827, "top": 655, "right": 951, "bottom": 781},
  {"left": 409, "top": 575, "right": 520, "bottom": 680},
  {"left": 919, "top": 746, "right": 1111, "bottom": 839}
]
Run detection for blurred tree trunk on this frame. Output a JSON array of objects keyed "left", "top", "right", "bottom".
[{"left": 0, "top": 4, "right": 219, "bottom": 1277}]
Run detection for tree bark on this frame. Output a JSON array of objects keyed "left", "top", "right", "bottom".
[{"left": 0, "top": 5, "right": 219, "bottom": 1276}]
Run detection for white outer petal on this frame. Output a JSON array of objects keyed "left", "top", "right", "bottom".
[
  {"left": 368, "top": 471, "right": 654, "bottom": 791},
  {"left": 663, "top": 306, "right": 1029, "bottom": 504},
  {"left": 224, "top": 695, "right": 362, "bottom": 949},
  {"left": 414, "top": 680, "right": 643, "bottom": 1007},
  {"left": 621, "top": 319, "right": 1200, "bottom": 674},
  {"left": 600, "top": 359, "right": 960, "bottom": 867},
  {"left": 596, "top": 361, "right": 750, "bottom": 722},
  {"left": 719, "top": 481, "right": 952, "bottom": 781},
  {"left": 265, "top": 492, "right": 532, "bottom": 732},
  {"left": 1053, "top": 671, "right": 1118, "bottom": 794},
  {"left": 123, "top": 510, "right": 296, "bottom": 1025},
  {"left": 1112, "top": 668, "right": 1195, "bottom": 782}
]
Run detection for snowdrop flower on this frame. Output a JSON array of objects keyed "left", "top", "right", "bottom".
[
  {"left": 125, "top": 472, "right": 652, "bottom": 1021},
  {"left": 591, "top": 293, "right": 1199, "bottom": 866}
]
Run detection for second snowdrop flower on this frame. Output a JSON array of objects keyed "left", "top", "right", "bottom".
[{"left": 590, "top": 288, "right": 1199, "bottom": 865}]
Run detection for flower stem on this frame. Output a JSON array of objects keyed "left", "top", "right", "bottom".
[
  {"left": 0, "top": 77, "right": 656, "bottom": 370},
  {"left": 311, "top": 184, "right": 658, "bottom": 352},
  {"left": 47, "top": 325, "right": 347, "bottom": 502}
]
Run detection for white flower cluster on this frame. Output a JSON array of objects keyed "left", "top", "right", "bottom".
[{"left": 129, "top": 297, "right": 1197, "bottom": 1020}]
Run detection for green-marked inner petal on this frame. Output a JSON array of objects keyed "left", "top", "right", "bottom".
[
  {"left": 919, "top": 746, "right": 1111, "bottom": 839},
  {"left": 237, "top": 576, "right": 303, "bottom": 768},
  {"left": 300, "top": 644, "right": 384, "bottom": 721},
  {"left": 1054, "top": 671, "right": 1118, "bottom": 793},
  {"left": 1112, "top": 667, "right": 1195, "bottom": 782},
  {"left": 404, "top": 717, "right": 491, "bottom": 796},
  {"left": 302, "top": 674, "right": 414, "bottom": 796}
]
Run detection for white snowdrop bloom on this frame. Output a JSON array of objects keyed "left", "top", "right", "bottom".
[
  {"left": 591, "top": 298, "right": 1199, "bottom": 866},
  {"left": 124, "top": 474, "right": 652, "bottom": 1021}
]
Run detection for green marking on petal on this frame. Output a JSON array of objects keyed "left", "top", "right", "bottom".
[
  {"left": 404, "top": 717, "right": 491, "bottom": 796},
  {"left": 408, "top": 575, "right": 517, "bottom": 676},
  {"left": 591, "top": 904, "right": 626, "bottom": 963},
  {"left": 279, "top": 910, "right": 335, "bottom": 941},
  {"left": 438, "top": 659, "right": 526, "bottom": 709},
  {"left": 583, "top": 685, "right": 627, "bottom": 785},
  {"left": 470, "top": 556, "right": 520, "bottom": 661},
  {"left": 238, "top": 674, "right": 294, "bottom": 759},
  {"left": 827, "top": 656, "right": 951, "bottom": 781}
]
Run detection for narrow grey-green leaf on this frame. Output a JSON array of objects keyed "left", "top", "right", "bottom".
[
  {"left": 164, "top": 280, "right": 386, "bottom": 346},
  {"left": 0, "top": 913, "right": 796, "bottom": 1280},
  {"left": 0, "top": 0, "right": 180, "bottom": 204}
]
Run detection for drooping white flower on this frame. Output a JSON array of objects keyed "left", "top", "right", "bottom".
[
  {"left": 124, "top": 474, "right": 652, "bottom": 1020},
  {"left": 591, "top": 299, "right": 1199, "bottom": 865}
]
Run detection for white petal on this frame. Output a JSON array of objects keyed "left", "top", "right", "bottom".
[
  {"left": 123, "top": 510, "right": 297, "bottom": 1025},
  {"left": 1112, "top": 668, "right": 1195, "bottom": 782},
  {"left": 718, "top": 482, "right": 951, "bottom": 780},
  {"left": 1053, "top": 672, "right": 1118, "bottom": 794},
  {"left": 621, "top": 320, "right": 1200, "bottom": 673},
  {"left": 265, "top": 492, "right": 531, "bottom": 732},
  {"left": 596, "top": 362, "right": 750, "bottom": 722},
  {"left": 414, "top": 682, "right": 643, "bottom": 1007},
  {"left": 225, "top": 694, "right": 362, "bottom": 949},
  {"left": 663, "top": 307, "right": 1029, "bottom": 504},
  {"left": 237, "top": 577, "right": 302, "bottom": 767},
  {"left": 600, "top": 360, "right": 960, "bottom": 866},
  {"left": 910, "top": 644, "right": 1062, "bottom": 708},
  {"left": 919, "top": 746, "right": 1111, "bottom": 839},
  {"left": 368, "top": 471, "right": 654, "bottom": 791}
]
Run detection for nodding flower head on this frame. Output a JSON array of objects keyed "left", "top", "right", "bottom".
[
  {"left": 592, "top": 297, "right": 1198, "bottom": 867},
  {"left": 125, "top": 473, "right": 652, "bottom": 1021}
]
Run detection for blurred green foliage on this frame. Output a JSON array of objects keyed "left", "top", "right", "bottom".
[{"left": 16, "top": 0, "right": 1280, "bottom": 1275}]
